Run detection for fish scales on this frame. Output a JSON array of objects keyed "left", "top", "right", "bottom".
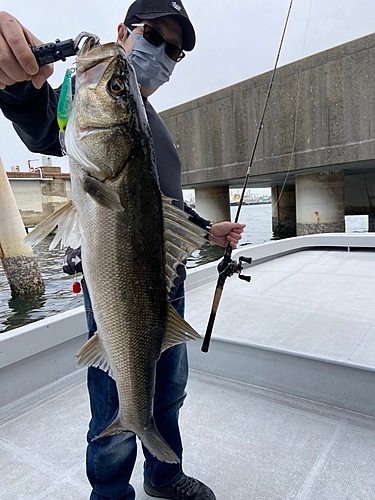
[
  {"left": 75, "top": 156, "right": 167, "bottom": 430},
  {"left": 24, "top": 41, "right": 207, "bottom": 464},
  {"left": 68, "top": 43, "right": 178, "bottom": 461}
]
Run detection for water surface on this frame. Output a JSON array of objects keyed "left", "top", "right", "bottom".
[{"left": 0, "top": 206, "right": 368, "bottom": 332}]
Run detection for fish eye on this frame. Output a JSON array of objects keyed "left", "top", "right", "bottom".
[{"left": 109, "top": 77, "right": 126, "bottom": 96}]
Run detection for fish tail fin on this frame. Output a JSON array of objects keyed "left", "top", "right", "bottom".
[
  {"left": 92, "top": 417, "right": 124, "bottom": 441},
  {"left": 140, "top": 419, "right": 180, "bottom": 464},
  {"left": 93, "top": 417, "right": 180, "bottom": 464}
]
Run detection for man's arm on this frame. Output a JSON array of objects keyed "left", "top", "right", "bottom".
[
  {"left": 184, "top": 202, "right": 245, "bottom": 248},
  {"left": 184, "top": 202, "right": 212, "bottom": 231},
  {"left": 0, "top": 11, "right": 60, "bottom": 155},
  {"left": 0, "top": 81, "right": 62, "bottom": 156}
]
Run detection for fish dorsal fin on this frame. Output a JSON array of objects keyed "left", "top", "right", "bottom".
[
  {"left": 75, "top": 333, "right": 115, "bottom": 379},
  {"left": 161, "top": 304, "right": 200, "bottom": 352},
  {"left": 162, "top": 196, "right": 207, "bottom": 293},
  {"left": 23, "top": 200, "right": 81, "bottom": 250}
]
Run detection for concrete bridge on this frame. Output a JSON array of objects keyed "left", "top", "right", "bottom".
[
  {"left": 160, "top": 32, "right": 375, "bottom": 237},
  {"left": 5, "top": 32, "right": 375, "bottom": 237}
]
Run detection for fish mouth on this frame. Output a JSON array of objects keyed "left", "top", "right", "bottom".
[
  {"left": 77, "top": 125, "right": 128, "bottom": 139},
  {"left": 76, "top": 43, "right": 128, "bottom": 87}
]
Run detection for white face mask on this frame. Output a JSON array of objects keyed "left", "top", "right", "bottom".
[{"left": 127, "top": 28, "right": 176, "bottom": 91}]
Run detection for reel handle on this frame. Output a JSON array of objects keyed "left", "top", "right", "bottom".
[
  {"left": 239, "top": 256, "right": 253, "bottom": 265},
  {"left": 239, "top": 274, "right": 251, "bottom": 282}
]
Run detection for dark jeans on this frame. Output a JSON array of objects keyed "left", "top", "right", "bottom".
[{"left": 82, "top": 279, "right": 188, "bottom": 500}]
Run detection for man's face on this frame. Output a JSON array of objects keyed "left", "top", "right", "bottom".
[{"left": 117, "top": 16, "right": 183, "bottom": 97}]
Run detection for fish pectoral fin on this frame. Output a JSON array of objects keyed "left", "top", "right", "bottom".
[
  {"left": 75, "top": 333, "right": 115, "bottom": 378},
  {"left": 162, "top": 304, "right": 200, "bottom": 352},
  {"left": 23, "top": 200, "right": 81, "bottom": 250},
  {"left": 82, "top": 174, "right": 124, "bottom": 212}
]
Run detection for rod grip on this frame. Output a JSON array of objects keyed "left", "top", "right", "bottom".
[
  {"left": 201, "top": 287, "right": 223, "bottom": 353},
  {"left": 201, "top": 312, "right": 216, "bottom": 352}
]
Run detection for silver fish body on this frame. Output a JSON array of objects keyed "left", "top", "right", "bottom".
[
  {"left": 47, "top": 42, "right": 206, "bottom": 463},
  {"left": 24, "top": 41, "right": 206, "bottom": 463}
]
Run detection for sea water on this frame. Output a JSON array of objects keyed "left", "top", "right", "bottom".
[{"left": 0, "top": 205, "right": 368, "bottom": 332}]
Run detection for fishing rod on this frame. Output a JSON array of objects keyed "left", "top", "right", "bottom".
[{"left": 201, "top": 0, "right": 294, "bottom": 353}]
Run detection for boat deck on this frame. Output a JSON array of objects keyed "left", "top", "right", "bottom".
[
  {"left": 2, "top": 369, "right": 375, "bottom": 500},
  {"left": 2, "top": 243, "right": 375, "bottom": 499},
  {"left": 186, "top": 247, "right": 375, "bottom": 368}
]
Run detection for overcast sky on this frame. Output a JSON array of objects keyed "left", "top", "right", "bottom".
[{"left": 1, "top": 0, "right": 375, "bottom": 176}]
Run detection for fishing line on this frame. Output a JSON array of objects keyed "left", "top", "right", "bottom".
[
  {"left": 168, "top": 272, "right": 223, "bottom": 306},
  {"left": 233, "top": 0, "right": 294, "bottom": 225},
  {"left": 272, "top": 0, "right": 314, "bottom": 210},
  {"left": 202, "top": 0, "right": 296, "bottom": 353}
]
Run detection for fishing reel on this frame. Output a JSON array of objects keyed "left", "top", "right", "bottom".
[
  {"left": 201, "top": 253, "right": 252, "bottom": 353},
  {"left": 217, "top": 255, "right": 252, "bottom": 283}
]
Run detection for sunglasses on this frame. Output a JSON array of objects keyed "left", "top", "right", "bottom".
[{"left": 132, "top": 23, "right": 185, "bottom": 63}]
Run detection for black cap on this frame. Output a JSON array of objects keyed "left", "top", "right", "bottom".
[{"left": 125, "top": 0, "right": 196, "bottom": 51}]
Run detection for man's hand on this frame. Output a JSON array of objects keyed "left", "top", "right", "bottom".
[
  {"left": 208, "top": 222, "right": 246, "bottom": 249},
  {"left": 0, "top": 11, "right": 53, "bottom": 90}
]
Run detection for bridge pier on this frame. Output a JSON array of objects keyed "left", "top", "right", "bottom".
[
  {"left": 195, "top": 185, "right": 231, "bottom": 223},
  {"left": 271, "top": 185, "right": 296, "bottom": 238},
  {"left": 370, "top": 214, "right": 375, "bottom": 232},
  {"left": 344, "top": 173, "right": 375, "bottom": 232},
  {"left": 296, "top": 172, "right": 345, "bottom": 235}
]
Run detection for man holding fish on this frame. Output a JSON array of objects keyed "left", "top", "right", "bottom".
[{"left": 0, "top": 1, "right": 245, "bottom": 499}]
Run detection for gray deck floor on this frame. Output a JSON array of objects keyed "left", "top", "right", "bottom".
[
  {"left": 186, "top": 248, "right": 375, "bottom": 367},
  {"left": 2, "top": 369, "right": 375, "bottom": 500},
  {"left": 2, "top": 248, "right": 375, "bottom": 499}
]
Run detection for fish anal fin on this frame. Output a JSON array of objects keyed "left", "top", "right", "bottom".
[
  {"left": 92, "top": 416, "right": 125, "bottom": 441},
  {"left": 161, "top": 304, "right": 200, "bottom": 352},
  {"left": 75, "top": 333, "right": 114, "bottom": 378}
]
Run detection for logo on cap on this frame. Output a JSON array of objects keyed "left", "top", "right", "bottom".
[{"left": 171, "top": 1, "right": 182, "bottom": 12}]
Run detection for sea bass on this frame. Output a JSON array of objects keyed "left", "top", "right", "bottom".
[{"left": 24, "top": 41, "right": 207, "bottom": 463}]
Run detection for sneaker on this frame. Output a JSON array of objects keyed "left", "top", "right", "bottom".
[{"left": 143, "top": 474, "right": 216, "bottom": 499}]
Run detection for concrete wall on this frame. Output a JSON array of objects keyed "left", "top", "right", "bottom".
[
  {"left": 160, "top": 33, "right": 375, "bottom": 189},
  {"left": 9, "top": 176, "right": 71, "bottom": 227}
]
